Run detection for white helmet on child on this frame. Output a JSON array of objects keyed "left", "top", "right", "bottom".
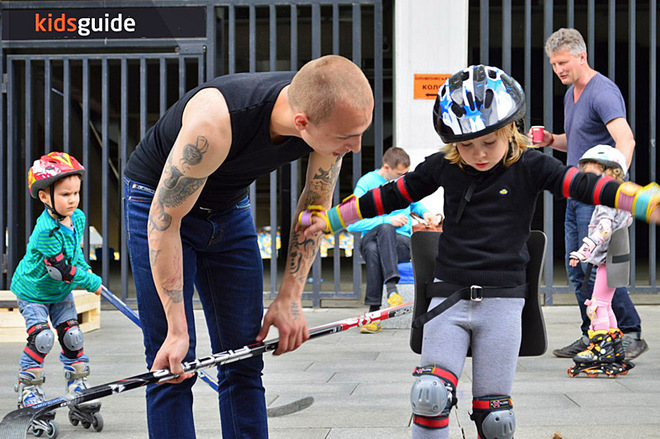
[{"left": 578, "top": 145, "right": 628, "bottom": 174}]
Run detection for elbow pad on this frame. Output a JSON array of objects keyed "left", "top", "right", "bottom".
[{"left": 44, "top": 253, "right": 77, "bottom": 283}]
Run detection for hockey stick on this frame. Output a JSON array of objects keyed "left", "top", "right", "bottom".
[
  {"left": 99, "top": 286, "right": 220, "bottom": 391},
  {"left": 100, "top": 286, "right": 312, "bottom": 417},
  {"left": 0, "top": 302, "right": 412, "bottom": 437}
]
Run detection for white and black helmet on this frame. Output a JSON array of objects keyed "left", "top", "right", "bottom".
[
  {"left": 433, "top": 65, "right": 526, "bottom": 143},
  {"left": 578, "top": 144, "right": 628, "bottom": 175}
]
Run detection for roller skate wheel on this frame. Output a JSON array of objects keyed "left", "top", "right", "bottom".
[
  {"left": 68, "top": 411, "right": 79, "bottom": 426},
  {"left": 46, "top": 421, "right": 58, "bottom": 439},
  {"left": 567, "top": 367, "right": 579, "bottom": 378},
  {"left": 81, "top": 420, "right": 91, "bottom": 429},
  {"left": 33, "top": 427, "right": 44, "bottom": 437},
  {"left": 92, "top": 413, "right": 104, "bottom": 432}
]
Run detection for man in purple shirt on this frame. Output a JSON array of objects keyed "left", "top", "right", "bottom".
[{"left": 534, "top": 28, "right": 648, "bottom": 360}]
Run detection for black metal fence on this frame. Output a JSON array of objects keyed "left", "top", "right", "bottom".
[{"left": 0, "top": 0, "right": 384, "bottom": 307}]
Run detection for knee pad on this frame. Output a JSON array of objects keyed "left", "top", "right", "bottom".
[
  {"left": 470, "top": 395, "right": 515, "bottom": 439},
  {"left": 24, "top": 323, "right": 54, "bottom": 364},
  {"left": 56, "top": 320, "right": 85, "bottom": 359},
  {"left": 410, "top": 365, "right": 458, "bottom": 429}
]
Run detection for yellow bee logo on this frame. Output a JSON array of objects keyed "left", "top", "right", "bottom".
[{"left": 499, "top": 188, "right": 509, "bottom": 195}]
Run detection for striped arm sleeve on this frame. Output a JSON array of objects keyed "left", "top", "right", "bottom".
[
  {"left": 562, "top": 167, "right": 620, "bottom": 208},
  {"left": 358, "top": 176, "right": 415, "bottom": 219}
]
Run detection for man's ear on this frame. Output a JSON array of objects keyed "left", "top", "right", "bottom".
[
  {"left": 579, "top": 51, "right": 588, "bottom": 64},
  {"left": 293, "top": 112, "right": 310, "bottom": 132}
]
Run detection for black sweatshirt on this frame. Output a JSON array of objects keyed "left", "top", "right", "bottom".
[{"left": 357, "top": 148, "right": 620, "bottom": 287}]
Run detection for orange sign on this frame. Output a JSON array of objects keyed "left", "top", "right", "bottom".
[{"left": 414, "top": 74, "right": 450, "bottom": 100}]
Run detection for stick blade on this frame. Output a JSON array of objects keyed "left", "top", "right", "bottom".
[
  {"left": 267, "top": 396, "right": 314, "bottom": 417},
  {"left": 0, "top": 407, "right": 35, "bottom": 439}
]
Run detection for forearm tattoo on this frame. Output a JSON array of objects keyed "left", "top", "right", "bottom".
[
  {"left": 290, "top": 302, "right": 301, "bottom": 320},
  {"left": 310, "top": 157, "right": 341, "bottom": 195},
  {"left": 287, "top": 158, "right": 341, "bottom": 284},
  {"left": 288, "top": 226, "right": 321, "bottom": 284}
]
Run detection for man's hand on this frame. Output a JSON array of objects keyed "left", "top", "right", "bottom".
[
  {"left": 151, "top": 333, "right": 194, "bottom": 384},
  {"left": 257, "top": 295, "right": 309, "bottom": 355},
  {"left": 390, "top": 214, "right": 408, "bottom": 228}
]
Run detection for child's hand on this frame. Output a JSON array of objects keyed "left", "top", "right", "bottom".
[
  {"left": 298, "top": 210, "right": 329, "bottom": 237},
  {"left": 93, "top": 285, "right": 102, "bottom": 296},
  {"left": 649, "top": 204, "right": 660, "bottom": 224}
]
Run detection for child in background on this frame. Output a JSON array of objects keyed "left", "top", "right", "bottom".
[
  {"left": 12, "top": 152, "right": 102, "bottom": 408},
  {"left": 568, "top": 145, "right": 634, "bottom": 376},
  {"left": 298, "top": 65, "right": 660, "bottom": 438}
]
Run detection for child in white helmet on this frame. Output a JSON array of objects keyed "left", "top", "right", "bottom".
[{"left": 568, "top": 145, "right": 634, "bottom": 377}]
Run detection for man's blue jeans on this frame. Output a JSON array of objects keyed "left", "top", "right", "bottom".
[
  {"left": 564, "top": 198, "right": 642, "bottom": 335},
  {"left": 124, "top": 177, "right": 267, "bottom": 439},
  {"left": 17, "top": 294, "right": 89, "bottom": 370},
  {"left": 360, "top": 224, "right": 411, "bottom": 306}
]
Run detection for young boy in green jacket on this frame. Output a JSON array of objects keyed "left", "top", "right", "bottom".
[{"left": 12, "top": 152, "right": 101, "bottom": 408}]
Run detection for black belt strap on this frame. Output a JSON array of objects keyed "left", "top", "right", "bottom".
[{"left": 412, "top": 282, "right": 528, "bottom": 329}]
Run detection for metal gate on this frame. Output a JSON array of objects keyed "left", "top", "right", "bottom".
[
  {"left": 2, "top": 51, "right": 206, "bottom": 298},
  {"left": 0, "top": 1, "right": 385, "bottom": 307}
]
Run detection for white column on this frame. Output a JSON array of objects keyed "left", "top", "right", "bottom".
[{"left": 394, "top": 0, "right": 469, "bottom": 214}]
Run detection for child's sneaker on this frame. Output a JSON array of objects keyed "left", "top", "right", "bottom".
[
  {"left": 64, "top": 363, "right": 90, "bottom": 394},
  {"left": 387, "top": 292, "right": 404, "bottom": 307},
  {"left": 360, "top": 322, "right": 382, "bottom": 334},
  {"left": 16, "top": 368, "right": 46, "bottom": 408}
]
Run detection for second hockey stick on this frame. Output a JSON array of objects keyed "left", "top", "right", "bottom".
[
  {"left": 0, "top": 302, "right": 412, "bottom": 438},
  {"left": 100, "top": 286, "right": 313, "bottom": 417}
]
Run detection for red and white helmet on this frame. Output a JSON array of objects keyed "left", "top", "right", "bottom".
[
  {"left": 28, "top": 152, "right": 85, "bottom": 199},
  {"left": 578, "top": 145, "right": 628, "bottom": 175}
]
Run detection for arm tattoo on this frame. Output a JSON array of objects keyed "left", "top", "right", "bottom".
[
  {"left": 160, "top": 164, "right": 207, "bottom": 209},
  {"left": 290, "top": 302, "right": 301, "bottom": 320},
  {"left": 165, "top": 287, "right": 184, "bottom": 304},
  {"left": 288, "top": 226, "right": 321, "bottom": 284},
  {"left": 159, "top": 142, "right": 209, "bottom": 208},
  {"left": 149, "top": 248, "right": 161, "bottom": 267},
  {"left": 180, "top": 136, "right": 209, "bottom": 171},
  {"left": 311, "top": 157, "right": 341, "bottom": 194}
]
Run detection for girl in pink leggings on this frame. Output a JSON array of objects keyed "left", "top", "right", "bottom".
[{"left": 569, "top": 145, "right": 633, "bottom": 372}]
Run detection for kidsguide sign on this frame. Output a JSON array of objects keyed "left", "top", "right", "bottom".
[{"left": 2, "top": 7, "right": 206, "bottom": 40}]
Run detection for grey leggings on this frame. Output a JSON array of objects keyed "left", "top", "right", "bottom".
[{"left": 413, "top": 296, "right": 525, "bottom": 439}]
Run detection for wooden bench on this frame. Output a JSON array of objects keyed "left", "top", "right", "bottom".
[{"left": 0, "top": 290, "right": 101, "bottom": 343}]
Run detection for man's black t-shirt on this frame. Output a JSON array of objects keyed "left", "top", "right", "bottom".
[{"left": 124, "top": 72, "right": 313, "bottom": 211}]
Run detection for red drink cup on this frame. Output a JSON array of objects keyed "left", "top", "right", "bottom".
[{"left": 531, "top": 126, "right": 544, "bottom": 144}]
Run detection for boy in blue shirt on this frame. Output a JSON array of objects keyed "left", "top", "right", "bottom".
[
  {"left": 12, "top": 152, "right": 102, "bottom": 408},
  {"left": 348, "top": 147, "right": 439, "bottom": 333}
]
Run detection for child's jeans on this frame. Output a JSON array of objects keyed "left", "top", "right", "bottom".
[{"left": 17, "top": 293, "right": 89, "bottom": 370}]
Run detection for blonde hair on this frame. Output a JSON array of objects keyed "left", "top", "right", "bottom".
[
  {"left": 579, "top": 160, "right": 626, "bottom": 183},
  {"left": 288, "top": 55, "right": 373, "bottom": 124},
  {"left": 442, "top": 122, "right": 535, "bottom": 169}
]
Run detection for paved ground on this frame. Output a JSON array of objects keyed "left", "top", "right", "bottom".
[{"left": 0, "top": 303, "right": 658, "bottom": 438}]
